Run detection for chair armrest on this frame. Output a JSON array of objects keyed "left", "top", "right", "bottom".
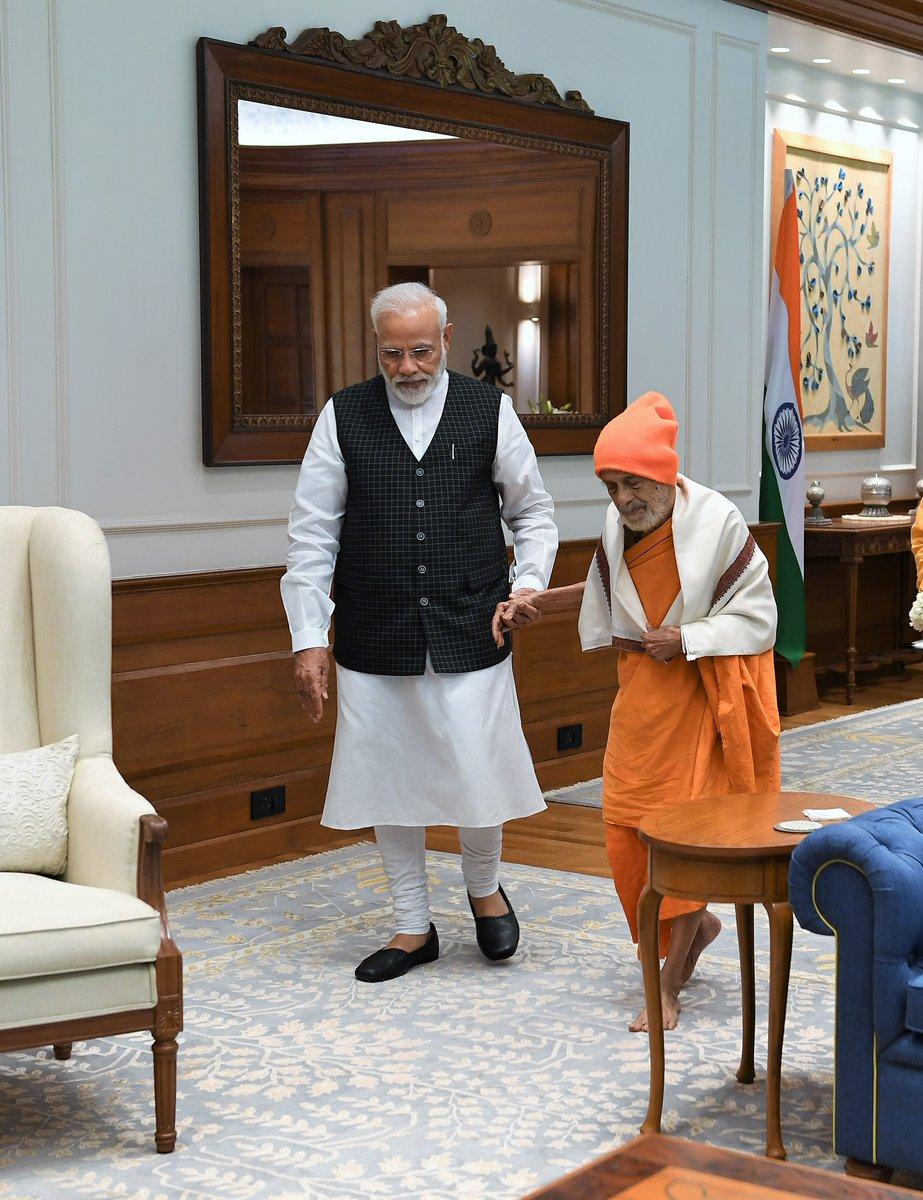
[
  {"left": 790, "top": 797, "right": 923, "bottom": 1050},
  {"left": 66, "top": 755, "right": 156, "bottom": 895}
]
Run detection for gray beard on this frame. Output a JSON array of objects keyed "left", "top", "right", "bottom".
[
  {"left": 380, "top": 358, "right": 447, "bottom": 408},
  {"left": 621, "top": 498, "right": 673, "bottom": 533}
]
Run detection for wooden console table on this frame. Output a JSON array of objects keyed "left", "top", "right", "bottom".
[
  {"left": 804, "top": 519, "right": 916, "bottom": 704},
  {"left": 526, "top": 1134, "right": 914, "bottom": 1199}
]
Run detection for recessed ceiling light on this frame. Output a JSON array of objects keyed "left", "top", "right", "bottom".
[
  {"left": 859, "top": 106, "right": 883, "bottom": 120},
  {"left": 825, "top": 100, "right": 849, "bottom": 112},
  {"left": 784, "top": 93, "right": 807, "bottom": 103},
  {"left": 769, "top": 46, "right": 791, "bottom": 54},
  {"left": 888, "top": 78, "right": 907, "bottom": 85},
  {"left": 898, "top": 117, "right": 920, "bottom": 129},
  {"left": 812, "top": 58, "right": 832, "bottom": 64},
  {"left": 851, "top": 68, "right": 871, "bottom": 75}
]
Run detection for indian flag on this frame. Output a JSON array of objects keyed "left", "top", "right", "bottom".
[{"left": 760, "top": 168, "right": 806, "bottom": 669}]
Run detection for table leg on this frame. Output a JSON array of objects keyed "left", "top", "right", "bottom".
[
  {"left": 735, "top": 903, "right": 756, "bottom": 1085},
  {"left": 843, "top": 556, "right": 861, "bottom": 705},
  {"left": 638, "top": 883, "right": 665, "bottom": 1135},
  {"left": 764, "top": 900, "right": 793, "bottom": 1160}
]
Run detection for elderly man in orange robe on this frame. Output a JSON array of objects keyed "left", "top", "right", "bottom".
[{"left": 495, "top": 393, "right": 781, "bottom": 1031}]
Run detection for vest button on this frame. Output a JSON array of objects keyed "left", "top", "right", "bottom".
[
  {"left": 416, "top": 499, "right": 425, "bottom": 508},
  {"left": 416, "top": 532, "right": 425, "bottom": 541},
  {"left": 416, "top": 468, "right": 425, "bottom": 477},
  {"left": 419, "top": 596, "right": 429, "bottom": 606},
  {"left": 418, "top": 565, "right": 427, "bottom": 574}
]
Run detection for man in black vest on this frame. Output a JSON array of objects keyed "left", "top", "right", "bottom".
[{"left": 281, "top": 283, "right": 558, "bottom": 982}]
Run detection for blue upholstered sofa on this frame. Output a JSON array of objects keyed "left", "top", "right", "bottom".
[{"left": 789, "top": 797, "right": 923, "bottom": 1180}]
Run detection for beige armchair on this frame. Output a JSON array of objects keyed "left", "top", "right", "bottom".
[{"left": 0, "top": 507, "right": 182, "bottom": 1152}]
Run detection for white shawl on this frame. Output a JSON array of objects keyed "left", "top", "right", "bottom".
[{"left": 578, "top": 475, "right": 777, "bottom": 660}]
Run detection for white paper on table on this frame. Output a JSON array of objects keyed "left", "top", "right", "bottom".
[{"left": 803, "top": 808, "right": 852, "bottom": 821}]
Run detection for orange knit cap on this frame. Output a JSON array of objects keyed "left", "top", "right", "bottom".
[{"left": 593, "top": 391, "right": 679, "bottom": 484}]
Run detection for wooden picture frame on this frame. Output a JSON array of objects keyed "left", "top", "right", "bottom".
[
  {"left": 771, "top": 129, "right": 892, "bottom": 452},
  {"left": 197, "top": 16, "right": 629, "bottom": 465}
]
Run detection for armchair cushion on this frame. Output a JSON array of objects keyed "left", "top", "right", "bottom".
[
  {"left": 0, "top": 873, "right": 162, "bottom": 981},
  {"left": 0, "top": 963, "right": 157, "bottom": 1031},
  {"left": 0, "top": 735, "right": 78, "bottom": 874}
]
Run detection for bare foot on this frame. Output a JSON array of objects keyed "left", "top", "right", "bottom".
[
  {"left": 470, "top": 889, "right": 509, "bottom": 919},
  {"left": 387, "top": 931, "right": 431, "bottom": 952},
  {"left": 681, "top": 911, "right": 722, "bottom": 985},
  {"left": 630, "top": 985, "right": 681, "bottom": 1033}
]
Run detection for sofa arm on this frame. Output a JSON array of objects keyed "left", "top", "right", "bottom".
[
  {"left": 790, "top": 798, "right": 923, "bottom": 966},
  {"left": 789, "top": 797, "right": 923, "bottom": 1165},
  {"left": 66, "top": 755, "right": 156, "bottom": 896}
]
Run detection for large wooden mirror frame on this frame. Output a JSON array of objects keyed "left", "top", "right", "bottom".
[{"left": 197, "top": 16, "right": 628, "bottom": 465}]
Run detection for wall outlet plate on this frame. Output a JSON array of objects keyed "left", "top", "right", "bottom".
[
  {"left": 251, "top": 785, "right": 286, "bottom": 820},
  {"left": 557, "top": 723, "right": 583, "bottom": 752}
]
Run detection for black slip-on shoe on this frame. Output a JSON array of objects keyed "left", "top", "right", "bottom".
[
  {"left": 468, "top": 884, "right": 520, "bottom": 961},
  {"left": 354, "top": 923, "right": 439, "bottom": 983}
]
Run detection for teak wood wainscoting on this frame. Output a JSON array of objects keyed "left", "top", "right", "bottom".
[{"left": 113, "top": 531, "right": 778, "bottom": 889}]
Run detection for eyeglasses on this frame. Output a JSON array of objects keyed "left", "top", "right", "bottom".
[{"left": 379, "top": 346, "right": 438, "bottom": 365}]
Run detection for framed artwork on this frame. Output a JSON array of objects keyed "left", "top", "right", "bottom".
[{"left": 772, "top": 129, "right": 892, "bottom": 451}]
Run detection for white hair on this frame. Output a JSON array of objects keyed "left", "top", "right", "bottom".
[{"left": 370, "top": 282, "right": 447, "bottom": 333}]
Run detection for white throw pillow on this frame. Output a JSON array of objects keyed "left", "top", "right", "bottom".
[{"left": 0, "top": 735, "right": 79, "bottom": 875}]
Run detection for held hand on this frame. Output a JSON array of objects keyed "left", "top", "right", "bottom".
[
  {"left": 642, "top": 624, "right": 683, "bottom": 663},
  {"left": 293, "top": 648, "right": 330, "bottom": 723},
  {"left": 491, "top": 588, "right": 542, "bottom": 648}
]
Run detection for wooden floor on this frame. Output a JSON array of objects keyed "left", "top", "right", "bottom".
[{"left": 168, "top": 664, "right": 923, "bottom": 890}]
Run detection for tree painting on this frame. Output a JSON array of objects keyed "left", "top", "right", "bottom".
[{"left": 777, "top": 133, "right": 890, "bottom": 450}]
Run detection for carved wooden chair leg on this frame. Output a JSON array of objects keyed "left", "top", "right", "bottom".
[
  {"left": 52, "top": 1043, "right": 73, "bottom": 1060},
  {"left": 845, "top": 1158, "right": 893, "bottom": 1183},
  {"left": 152, "top": 1035, "right": 178, "bottom": 1153}
]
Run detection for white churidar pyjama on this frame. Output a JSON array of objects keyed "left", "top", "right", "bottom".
[{"left": 375, "top": 823, "right": 503, "bottom": 934}]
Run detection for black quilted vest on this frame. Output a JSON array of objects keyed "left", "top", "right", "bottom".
[{"left": 332, "top": 371, "right": 511, "bottom": 675}]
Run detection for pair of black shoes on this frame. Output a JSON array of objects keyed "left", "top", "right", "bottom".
[{"left": 354, "top": 885, "right": 519, "bottom": 983}]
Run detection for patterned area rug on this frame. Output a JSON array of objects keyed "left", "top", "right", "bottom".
[
  {"left": 545, "top": 698, "right": 923, "bottom": 809},
  {"left": 0, "top": 845, "right": 859, "bottom": 1200}
]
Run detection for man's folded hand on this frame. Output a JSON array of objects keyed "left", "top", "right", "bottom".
[{"left": 643, "top": 624, "right": 683, "bottom": 662}]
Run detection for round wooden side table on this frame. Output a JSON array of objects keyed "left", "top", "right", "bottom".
[{"left": 637, "top": 791, "right": 874, "bottom": 1161}]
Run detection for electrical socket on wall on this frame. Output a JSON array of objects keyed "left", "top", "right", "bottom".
[
  {"left": 250, "top": 785, "right": 286, "bottom": 821},
  {"left": 557, "top": 723, "right": 583, "bottom": 752}
]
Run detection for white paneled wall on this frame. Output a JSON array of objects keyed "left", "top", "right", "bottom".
[
  {"left": 767, "top": 62, "right": 923, "bottom": 507},
  {"left": 0, "top": 0, "right": 768, "bottom": 577}
]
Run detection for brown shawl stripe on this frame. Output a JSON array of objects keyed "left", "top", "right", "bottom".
[
  {"left": 612, "top": 636, "right": 646, "bottom": 652},
  {"left": 594, "top": 539, "right": 612, "bottom": 610},
  {"left": 711, "top": 533, "right": 757, "bottom": 608}
]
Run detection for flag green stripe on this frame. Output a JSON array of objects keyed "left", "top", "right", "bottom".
[{"left": 759, "top": 423, "right": 806, "bottom": 669}]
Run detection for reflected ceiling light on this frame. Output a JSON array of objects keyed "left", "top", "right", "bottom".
[
  {"left": 851, "top": 67, "right": 871, "bottom": 75},
  {"left": 898, "top": 116, "right": 920, "bottom": 128},
  {"left": 859, "top": 106, "right": 883, "bottom": 120},
  {"left": 824, "top": 99, "right": 849, "bottom": 112},
  {"left": 784, "top": 93, "right": 807, "bottom": 102},
  {"left": 769, "top": 46, "right": 791, "bottom": 54},
  {"left": 812, "top": 57, "right": 832, "bottom": 64},
  {"left": 888, "top": 78, "right": 907, "bottom": 85}
]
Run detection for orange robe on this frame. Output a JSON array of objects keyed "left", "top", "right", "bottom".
[
  {"left": 913, "top": 504, "right": 923, "bottom": 590},
  {"left": 603, "top": 519, "right": 781, "bottom": 956}
]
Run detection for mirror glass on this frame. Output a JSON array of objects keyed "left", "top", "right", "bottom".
[{"left": 236, "top": 99, "right": 597, "bottom": 421}]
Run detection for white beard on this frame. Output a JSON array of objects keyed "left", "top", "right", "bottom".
[{"left": 380, "top": 356, "right": 447, "bottom": 408}]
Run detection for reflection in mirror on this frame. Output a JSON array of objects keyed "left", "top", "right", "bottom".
[{"left": 237, "top": 99, "right": 597, "bottom": 422}]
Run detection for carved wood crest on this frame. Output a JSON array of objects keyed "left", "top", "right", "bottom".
[{"left": 251, "top": 13, "right": 594, "bottom": 113}]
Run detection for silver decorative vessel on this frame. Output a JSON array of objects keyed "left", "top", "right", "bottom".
[
  {"left": 911, "top": 479, "right": 923, "bottom": 515},
  {"left": 805, "top": 479, "right": 832, "bottom": 525},
  {"left": 858, "top": 471, "right": 892, "bottom": 519}
]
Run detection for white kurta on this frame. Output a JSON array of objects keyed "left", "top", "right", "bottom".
[{"left": 281, "top": 372, "right": 558, "bottom": 829}]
